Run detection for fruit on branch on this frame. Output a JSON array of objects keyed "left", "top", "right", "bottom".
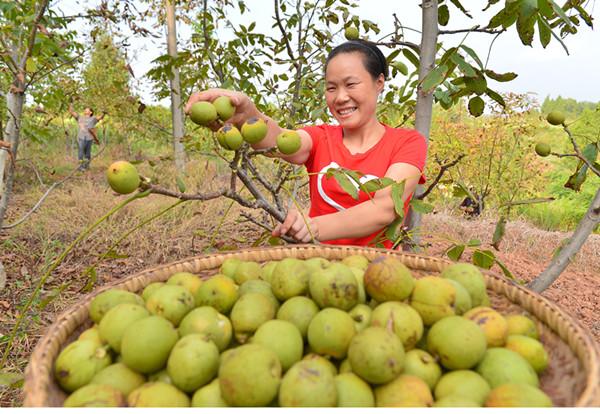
[
  {"left": 546, "top": 111, "right": 565, "bottom": 126},
  {"left": 106, "top": 161, "right": 141, "bottom": 195},
  {"left": 535, "top": 142, "right": 551, "bottom": 157},
  {"left": 468, "top": 96, "right": 485, "bottom": 117},
  {"left": 213, "top": 96, "right": 235, "bottom": 121},
  {"left": 216, "top": 124, "right": 244, "bottom": 151},
  {"left": 241, "top": 117, "right": 268, "bottom": 144},
  {"left": 190, "top": 102, "right": 218, "bottom": 126},
  {"left": 345, "top": 26, "right": 359, "bottom": 40},
  {"left": 276, "top": 131, "right": 302, "bottom": 155}
]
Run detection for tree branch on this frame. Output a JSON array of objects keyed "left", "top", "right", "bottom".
[
  {"left": 239, "top": 211, "right": 296, "bottom": 244},
  {"left": 564, "top": 126, "right": 600, "bottom": 177},
  {"left": 439, "top": 26, "right": 505, "bottom": 35},
  {"left": 25, "top": 49, "right": 86, "bottom": 88},
  {"left": 202, "top": 0, "right": 225, "bottom": 84},
  {"left": 20, "top": 0, "right": 51, "bottom": 70},
  {"left": 417, "top": 154, "right": 465, "bottom": 200},
  {"left": 273, "top": 0, "right": 298, "bottom": 66}
]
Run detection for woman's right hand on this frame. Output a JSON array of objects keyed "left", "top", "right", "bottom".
[{"left": 184, "top": 88, "right": 259, "bottom": 130}]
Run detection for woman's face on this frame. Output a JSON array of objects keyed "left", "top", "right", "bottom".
[{"left": 325, "top": 52, "right": 384, "bottom": 130}]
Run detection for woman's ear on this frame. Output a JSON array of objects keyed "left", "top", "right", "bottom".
[{"left": 376, "top": 74, "right": 385, "bottom": 94}]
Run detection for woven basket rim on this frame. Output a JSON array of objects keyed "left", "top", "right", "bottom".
[{"left": 23, "top": 244, "right": 600, "bottom": 407}]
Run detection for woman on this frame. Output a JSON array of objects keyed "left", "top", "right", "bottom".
[{"left": 185, "top": 40, "right": 426, "bottom": 248}]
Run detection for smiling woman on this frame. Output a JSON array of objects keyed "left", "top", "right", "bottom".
[{"left": 185, "top": 40, "right": 427, "bottom": 248}]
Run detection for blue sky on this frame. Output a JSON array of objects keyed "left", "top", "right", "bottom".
[{"left": 59, "top": 0, "right": 600, "bottom": 105}]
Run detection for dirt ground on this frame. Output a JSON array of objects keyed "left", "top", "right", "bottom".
[{"left": 0, "top": 173, "right": 598, "bottom": 406}]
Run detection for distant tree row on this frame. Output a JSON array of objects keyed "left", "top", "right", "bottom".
[{"left": 541, "top": 96, "right": 598, "bottom": 116}]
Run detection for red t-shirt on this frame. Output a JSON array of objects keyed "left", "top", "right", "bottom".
[{"left": 301, "top": 123, "right": 427, "bottom": 248}]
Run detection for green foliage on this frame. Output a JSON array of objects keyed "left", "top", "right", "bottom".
[{"left": 541, "top": 96, "right": 598, "bottom": 118}]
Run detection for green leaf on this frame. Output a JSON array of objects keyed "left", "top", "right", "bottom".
[
  {"left": 446, "top": 244, "right": 465, "bottom": 261},
  {"left": 538, "top": 16, "right": 551, "bottom": 47},
  {"left": 485, "top": 88, "right": 506, "bottom": 108},
  {"left": 25, "top": 57, "right": 37, "bottom": 73},
  {"left": 384, "top": 216, "right": 405, "bottom": 243},
  {"left": 0, "top": 371, "right": 24, "bottom": 388},
  {"left": 549, "top": 0, "right": 573, "bottom": 28},
  {"left": 449, "top": 0, "right": 472, "bottom": 18},
  {"left": 176, "top": 176, "right": 186, "bottom": 193},
  {"left": 332, "top": 170, "right": 359, "bottom": 200},
  {"left": 484, "top": 69, "right": 518, "bottom": 82},
  {"left": 103, "top": 250, "right": 130, "bottom": 259},
  {"left": 391, "top": 181, "right": 406, "bottom": 216},
  {"left": 459, "top": 45, "right": 483, "bottom": 69},
  {"left": 489, "top": 2, "right": 520, "bottom": 28},
  {"left": 409, "top": 199, "right": 434, "bottom": 214},
  {"left": 438, "top": 4, "right": 450, "bottom": 26},
  {"left": 467, "top": 239, "right": 482, "bottom": 247},
  {"left": 402, "top": 48, "right": 420, "bottom": 69},
  {"left": 492, "top": 216, "right": 507, "bottom": 250},
  {"left": 473, "top": 249, "right": 495, "bottom": 269},
  {"left": 538, "top": 0, "right": 553, "bottom": 18},
  {"left": 495, "top": 258, "right": 517, "bottom": 281},
  {"left": 450, "top": 54, "right": 477, "bottom": 78},
  {"left": 421, "top": 64, "right": 449, "bottom": 92}
]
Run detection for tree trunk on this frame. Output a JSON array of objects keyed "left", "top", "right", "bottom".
[
  {"left": 165, "top": 0, "right": 186, "bottom": 173},
  {"left": 0, "top": 88, "right": 25, "bottom": 229},
  {"left": 527, "top": 186, "right": 600, "bottom": 292},
  {"left": 404, "top": 0, "right": 438, "bottom": 246}
]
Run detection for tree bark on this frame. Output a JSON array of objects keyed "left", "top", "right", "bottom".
[
  {"left": 0, "top": 88, "right": 25, "bottom": 229},
  {"left": 528, "top": 186, "right": 600, "bottom": 292},
  {"left": 165, "top": 0, "right": 186, "bottom": 173},
  {"left": 404, "top": 0, "right": 438, "bottom": 245}
]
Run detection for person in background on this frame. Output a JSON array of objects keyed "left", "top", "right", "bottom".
[
  {"left": 68, "top": 104, "right": 105, "bottom": 170},
  {"left": 185, "top": 40, "right": 427, "bottom": 248}
]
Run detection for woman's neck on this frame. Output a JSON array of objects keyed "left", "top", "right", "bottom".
[{"left": 342, "top": 117, "right": 386, "bottom": 154}]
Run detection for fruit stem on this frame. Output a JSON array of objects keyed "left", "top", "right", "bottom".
[{"left": 0, "top": 190, "right": 151, "bottom": 368}]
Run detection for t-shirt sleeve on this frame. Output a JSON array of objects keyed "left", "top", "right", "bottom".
[
  {"left": 90, "top": 118, "right": 99, "bottom": 127},
  {"left": 390, "top": 130, "right": 427, "bottom": 172},
  {"left": 300, "top": 125, "right": 327, "bottom": 172}
]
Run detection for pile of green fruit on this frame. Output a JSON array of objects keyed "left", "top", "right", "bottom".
[
  {"left": 188, "top": 96, "right": 302, "bottom": 155},
  {"left": 55, "top": 255, "right": 554, "bottom": 407}
]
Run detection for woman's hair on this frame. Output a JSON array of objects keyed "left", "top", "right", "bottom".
[
  {"left": 85, "top": 107, "right": 94, "bottom": 115},
  {"left": 325, "top": 40, "right": 389, "bottom": 80}
]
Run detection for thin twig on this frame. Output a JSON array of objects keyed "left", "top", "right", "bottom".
[
  {"left": 565, "top": 126, "right": 600, "bottom": 176},
  {"left": 418, "top": 154, "right": 465, "bottom": 200},
  {"left": 240, "top": 211, "right": 296, "bottom": 244},
  {"left": 439, "top": 26, "right": 505, "bottom": 35}
]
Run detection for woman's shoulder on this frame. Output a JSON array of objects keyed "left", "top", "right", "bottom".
[{"left": 383, "top": 125, "right": 426, "bottom": 141}]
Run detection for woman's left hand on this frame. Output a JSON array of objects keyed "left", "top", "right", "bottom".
[{"left": 272, "top": 209, "right": 319, "bottom": 243}]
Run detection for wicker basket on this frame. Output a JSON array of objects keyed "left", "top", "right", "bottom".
[{"left": 23, "top": 245, "right": 600, "bottom": 407}]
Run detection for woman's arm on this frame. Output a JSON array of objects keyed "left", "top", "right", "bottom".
[
  {"left": 273, "top": 162, "right": 422, "bottom": 242},
  {"left": 184, "top": 89, "right": 312, "bottom": 165}
]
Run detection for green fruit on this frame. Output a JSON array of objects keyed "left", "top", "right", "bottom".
[
  {"left": 276, "top": 130, "right": 302, "bottom": 155},
  {"left": 341, "top": 255, "right": 369, "bottom": 270},
  {"left": 535, "top": 142, "right": 551, "bottom": 157},
  {"left": 54, "top": 340, "right": 112, "bottom": 392},
  {"left": 309, "top": 263, "right": 359, "bottom": 311},
  {"left": 391, "top": 61, "right": 409, "bottom": 76},
  {"left": 167, "top": 334, "right": 220, "bottom": 392},
  {"left": 220, "top": 258, "right": 242, "bottom": 278},
  {"left": 142, "top": 282, "right": 164, "bottom": 302},
  {"left": 190, "top": 101, "right": 218, "bottom": 126},
  {"left": 447, "top": 279, "right": 473, "bottom": 314},
  {"left": 145, "top": 285, "right": 195, "bottom": 326},
  {"left": 403, "top": 349, "right": 442, "bottom": 390},
  {"left": 194, "top": 275, "right": 239, "bottom": 314},
  {"left": 276, "top": 296, "right": 319, "bottom": 339},
  {"left": 464, "top": 306, "right": 508, "bottom": 347},
  {"left": 344, "top": 26, "right": 359, "bottom": 40},
  {"left": 370, "top": 301, "right": 423, "bottom": 349},
  {"left": 166, "top": 272, "right": 202, "bottom": 295},
  {"left": 476, "top": 348, "right": 539, "bottom": 388},
  {"left": 374, "top": 375, "right": 433, "bottom": 407},
  {"left": 348, "top": 304, "right": 372, "bottom": 332},
  {"left": 213, "top": 96, "right": 235, "bottom": 121},
  {"left": 410, "top": 276, "right": 459, "bottom": 325},
  {"left": 308, "top": 308, "right": 356, "bottom": 359},
  {"left": 218, "top": 344, "right": 282, "bottom": 406},
  {"left": 106, "top": 161, "right": 141, "bottom": 195},
  {"left": 302, "top": 353, "right": 338, "bottom": 376},
  {"left": 434, "top": 395, "right": 481, "bottom": 407},
  {"left": 546, "top": 111, "right": 565, "bottom": 126},
  {"left": 279, "top": 359, "right": 337, "bottom": 407},
  {"left": 252, "top": 320, "right": 304, "bottom": 371},
  {"left": 304, "top": 257, "right": 330, "bottom": 273},
  {"left": 350, "top": 268, "right": 367, "bottom": 303},
  {"left": 192, "top": 379, "right": 228, "bottom": 407},
  {"left": 120, "top": 316, "right": 179, "bottom": 374},
  {"left": 505, "top": 334, "right": 549, "bottom": 373},
  {"left": 427, "top": 316, "right": 487, "bottom": 370},
  {"left": 335, "top": 372, "right": 375, "bottom": 407},
  {"left": 98, "top": 303, "right": 149, "bottom": 353},
  {"left": 468, "top": 96, "right": 485, "bottom": 117},
  {"left": 260, "top": 261, "right": 278, "bottom": 284},
  {"left": 216, "top": 124, "right": 244, "bottom": 150},
  {"left": 364, "top": 256, "right": 415, "bottom": 302},
  {"left": 64, "top": 384, "right": 125, "bottom": 407},
  {"left": 78, "top": 326, "right": 103, "bottom": 345},
  {"left": 239, "top": 279, "right": 280, "bottom": 311},
  {"left": 434, "top": 370, "right": 491, "bottom": 405},
  {"left": 90, "top": 363, "right": 146, "bottom": 397},
  {"left": 485, "top": 383, "right": 553, "bottom": 407},
  {"left": 89, "top": 289, "right": 144, "bottom": 324},
  {"left": 233, "top": 261, "right": 262, "bottom": 284},
  {"left": 241, "top": 117, "right": 268, "bottom": 143},
  {"left": 348, "top": 326, "right": 404, "bottom": 384},
  {"left": 230, "top": 292, "right": 276, "bottom": 343},
  {"left": 128, "top": 382, "right": 190, "bottom": 407},
  {"left": 506, "top": 314, "right": 539, "bottom": 339},
  {"left": 270, "top": 258, "right": 310, "bottom": 300},
  {"left": 440, "top": 263, "right": 487, "bottom": 307},
  {"left": 339, "top": 358, "right": 353, "bottom": 374},
  {"left": 179, "top": 306, "right": 232, "bottom": 351},
  {"left": 148, "top": 369, "right": 172, "bottom": 384}
]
